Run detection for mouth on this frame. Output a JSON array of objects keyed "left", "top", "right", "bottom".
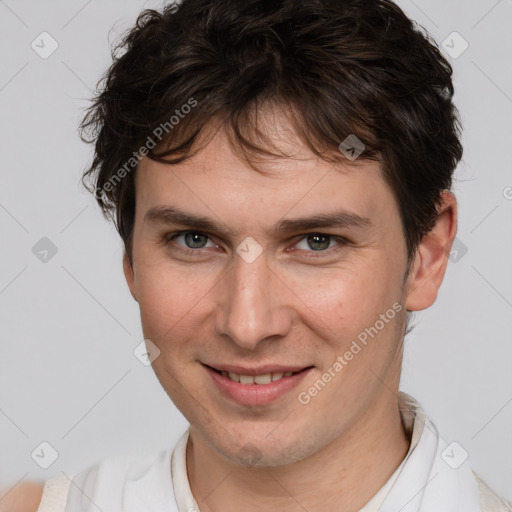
[
  {"left": 206, "top": 365, "right": 310, "bottom": 385},
  {"left": 202, "top": 363, "right": 314, "bottom": 406}
]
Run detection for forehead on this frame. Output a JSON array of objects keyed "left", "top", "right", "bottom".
[{"left": 133, "top": 110, "right": 398, "bottom": 235}]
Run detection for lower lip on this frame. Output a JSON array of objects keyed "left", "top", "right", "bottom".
[{"left": 204, "top": 364, "right": 312, "bottom": 406}]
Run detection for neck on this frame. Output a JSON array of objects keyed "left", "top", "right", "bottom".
[{"left": 187, "top": 392, "right": 411, "bottom": 512}]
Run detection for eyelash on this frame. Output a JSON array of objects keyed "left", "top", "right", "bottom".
[{"left": 163, "top": 230, "right": 349, "bottom": 258}]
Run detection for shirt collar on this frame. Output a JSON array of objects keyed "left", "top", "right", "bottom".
[{"left": 170, "top": 392, "right": 481, "bottom": 512}]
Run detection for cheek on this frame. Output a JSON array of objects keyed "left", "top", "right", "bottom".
[
  {"left": 290, "top": 261, "right": 405, "bottom": 357},
  {"left": 133, "top": 260, "right": 211, "bottom": 344},
  {"left": 284, "top": 264, "right": 391, "bottom": 323}
]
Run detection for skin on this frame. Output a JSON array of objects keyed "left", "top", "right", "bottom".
[
  {"left": 0, "top": 482, "right": 44, "bottom": 512},
  {"left": 124, "top": 106, "right": 457, "bottom": 512},
  {"left": 122, "top": 106, "right": 458, "bottom": 512},
  {"left": 12, "top": 107, "right": 456, "bottom": 512}
]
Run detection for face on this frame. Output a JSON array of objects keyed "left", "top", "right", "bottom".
[{"left": 124, "top": 109, "right": 416, "bottom": 468}]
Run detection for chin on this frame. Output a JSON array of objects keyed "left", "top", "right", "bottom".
[{"left": 208, "top": 429, "right": 311, "bottom": 468}]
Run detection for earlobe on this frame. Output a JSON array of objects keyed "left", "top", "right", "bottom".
[
  {"left": 405, "top": 191, "right": 458, "bottom": 311},
  {"left": 123, "top": 252, "right": 138, "bottom": 302}
]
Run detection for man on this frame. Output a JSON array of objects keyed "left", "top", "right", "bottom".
[{"left": 18, "top": 0, "right": 511, "bottom": 510}]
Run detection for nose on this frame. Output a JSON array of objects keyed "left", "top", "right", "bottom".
[{"left": 214, "top": 250, "right": 293, "bottom": 350}]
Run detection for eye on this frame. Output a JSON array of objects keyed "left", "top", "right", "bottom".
[
  {"left": 294, "top": 233, "right": 345, "bottom": 254},
  {"left": 166, "top": 231, "right": 216, "bottom": 250},
  {"left": 164, "top": 230, "right": 348, "bottom": 259}
]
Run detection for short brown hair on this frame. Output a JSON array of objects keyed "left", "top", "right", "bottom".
[{"left": 80, "top": 0, "right": 463, "bottom": 264}]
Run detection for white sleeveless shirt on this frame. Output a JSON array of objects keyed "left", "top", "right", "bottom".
[{"left": 36, "top": 393, "right": 511, "bottom": 512}]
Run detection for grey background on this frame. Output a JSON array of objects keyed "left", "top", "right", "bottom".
[{"left": 0, "top": 0, "right": 511, "bottom": 502}]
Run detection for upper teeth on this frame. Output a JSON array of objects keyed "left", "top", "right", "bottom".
[{"left": 221, "top": 371, "right": 294, "bottom": 384}]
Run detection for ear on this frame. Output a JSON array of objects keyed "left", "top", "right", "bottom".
[
  {"left": 405, "top": 190, "right": 458, "bottom": 311},
  {"left": 123, "top": 251, "right": 138, "bottom": 302}
]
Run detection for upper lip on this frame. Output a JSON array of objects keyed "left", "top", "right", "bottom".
[{"left": 203, "top": 363, "right": 312, "bottom": 376}]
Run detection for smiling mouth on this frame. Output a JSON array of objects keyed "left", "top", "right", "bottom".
[{"left": 206, "top": 365, "right": 313, "bottom": 385}]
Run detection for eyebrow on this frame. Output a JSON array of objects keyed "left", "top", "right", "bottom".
[{"left": 144, "top": 205, "right": 373, "bottom": 236}]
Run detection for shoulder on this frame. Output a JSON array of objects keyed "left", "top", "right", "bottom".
[
  {"left": 473, "top": 471, "right": 512, "bottom": 512},
  {"left": 36, "top": 446, "right": 175, "bottom": 512},
  {"left": 0, "top": 481, "right": 45, "bottom": 512},
  {"left": 36, "top": 476, "right": 70, "bottom": 512}
]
